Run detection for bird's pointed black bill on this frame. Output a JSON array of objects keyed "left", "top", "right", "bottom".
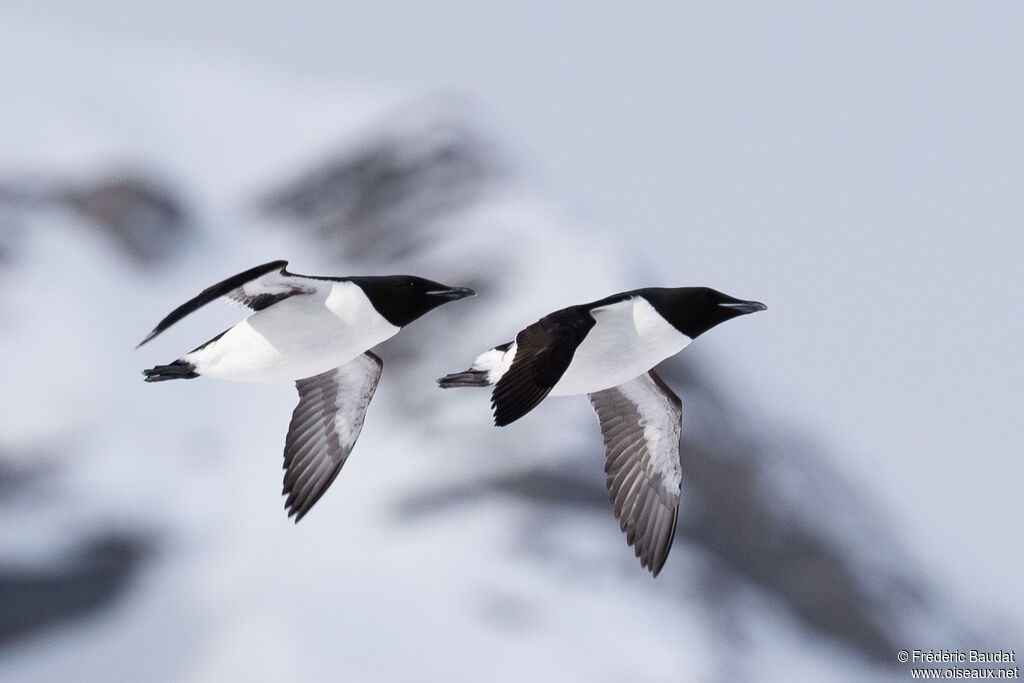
[
  {"left": 718, "top": 300, "right": 767, "bottom": 314},
  {"left": 427, "top": 287, "right": 476, "bottom": 300}
]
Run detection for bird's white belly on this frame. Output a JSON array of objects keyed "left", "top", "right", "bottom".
[
  {"left": 186, "top": 284, "right": 399, "bottom": 382},
  {"left": 549, "top": 297, "right": 690, "bottom": 396}
]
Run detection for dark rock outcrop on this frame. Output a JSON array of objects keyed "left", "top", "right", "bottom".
[
  {"left": 262, "top": 116, "right": 500, "bottom": 264},
  {"left": 0, "top": 534, "right": 149, "bottom": 646},
  {"left": 0, "top": 173, "right": 192, "bottom": 266},
  {"left": 61, "top": 175, "right": 191, "bottom": 264}
]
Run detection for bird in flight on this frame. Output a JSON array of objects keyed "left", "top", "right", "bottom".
[
  {"left": 140, "top": 260, "right": 474, "bottom": 521},
  {"left": 439, "top": 286, "right": 765, "bottom": 576}
]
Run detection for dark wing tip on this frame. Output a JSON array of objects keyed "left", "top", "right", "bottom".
[
  {"left": 282, "top": 475, "right": 335, "bottom": 523},
  {"left": 645, "top": 507, "right": 679, "bottom": 577},
  {"left": 281, "top": 456, "right": 340, "bottom": 524},
  {"left": 136, "top": 331, "right": 157, "bottom": 349},
  {"left": 489, "top": 361, "right": 550, "bottom": 426},
  {"left": 490, "top": 391, "right": 540, "bottom": 427},
  {"left": 285, "top": 500, "right": 309, "bottom": 524}
]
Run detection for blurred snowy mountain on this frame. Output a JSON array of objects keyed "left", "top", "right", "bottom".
[
  {"left": 0, "top": 110, "right": 1009, "bottom": 683},
  {"left": 2, "top": 4, "right": 1022, "bottom": 680}
]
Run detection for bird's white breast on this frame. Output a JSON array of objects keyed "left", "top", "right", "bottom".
[
  {"left": 549, "top": 297, "right": 689, "bottom": 396},
  {"left": 186, "top": 281, "right": 399, "bottom": 382}
]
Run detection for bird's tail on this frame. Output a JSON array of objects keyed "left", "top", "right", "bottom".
[
  {"left": 437, "top": 343, "right": 512, "bottom": 389},
  {"left": 437, "top": 368, "right": 492, "bottom": 388},
  {"left": 143, "top": 359, "right": 199, "bottom": 382}
]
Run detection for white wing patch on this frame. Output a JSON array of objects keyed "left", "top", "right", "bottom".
[
  {"left": 226, "top": 268, "right": 316, "bottom": 310},
  {"left": 475, "top": 343, "right": 516, "bottom": 383},
  {"left": 282, "top": 352, "right": 383, "bottom": 521},
  {"left": 588, "top": 370, "right": 683, "bottom": 576}
]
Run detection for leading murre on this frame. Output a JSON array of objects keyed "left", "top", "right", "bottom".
[
  {"left": 139, "top": 260, "right": 474, "bottom": 521},
  {"left": 438, "top": 286, "right": 765, "bottom": 576}
]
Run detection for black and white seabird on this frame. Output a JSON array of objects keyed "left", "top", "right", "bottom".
[
  {"left": 438, "top": 287, "right": 765, "bottom": 576},
  {"left": 139, "top": 260, "right": 474, "bottom": 521}
]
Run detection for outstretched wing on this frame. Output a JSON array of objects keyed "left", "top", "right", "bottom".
[
  {"left": 282, "top": 352, "right": 383, "bottom": 522},
  {"left": 490, "top": 307, "right": 596, "bottom": 426},
  {"left": 588, "top": 370, "right": 682, "bottom": 577},
  {"left": 137, "top": 260, "right": 315, "bottom": 347}
]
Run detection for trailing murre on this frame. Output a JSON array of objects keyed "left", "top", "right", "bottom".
[{"left": 140, "top": 260, "right": 474, "bottom": 521}]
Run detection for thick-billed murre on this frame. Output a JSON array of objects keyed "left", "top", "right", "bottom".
[
  {"left": 140, "top": 260, "right": 474, "bottom": 521},
  {"left": 438, "top": 286, "right": 765, "bottom": 576}
]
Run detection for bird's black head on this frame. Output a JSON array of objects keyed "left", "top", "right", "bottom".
[
  {"left": 350, "top": 276, "right": 475, "bottom": 327},
  {"left": 643, "top": 287, "right": 766, "bottom": 339}
]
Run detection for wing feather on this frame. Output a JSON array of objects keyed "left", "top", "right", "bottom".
[
  {"left": 491, "top": 307, "right": 596, "bottom": 426},
  {"left": 138, "top": 260, "right": 316, "bottom": 347},
  {"left": 588, "top": 370, "right": 682, "bottom": 576},
  {"left": 282, "top": 352, "right": 383, "bottom": 522}
]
